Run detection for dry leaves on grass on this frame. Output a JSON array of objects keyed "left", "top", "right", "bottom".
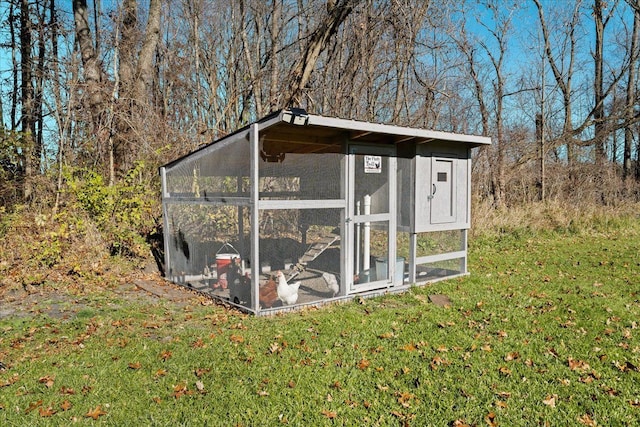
[
  {"left": 38, "top": 375, "right": 55, "bottom": 388},
  {"left": 577, "top": 413, "right": 597, "bottom": 426},
  {"left": 60, "top": 400, "right": 72, "bottom": 411},
  {"left": 85, "top": 405, "right": 107, "bottom": 420},
  {"left": 39, "top": 406, "right": 56, "bottom": 417},
  {"left": 321, "top": 409, "right": 337, "bottom": 419},
  {"left": 568, "top": 357, "right": 590, "bottom": 372},
  {"left": 542, "top": 394, "right": 557, "bottom": 408}
]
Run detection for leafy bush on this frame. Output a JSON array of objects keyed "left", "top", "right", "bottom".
[{"left": 65, "top": 162, "right": 158, "bottom": 258}]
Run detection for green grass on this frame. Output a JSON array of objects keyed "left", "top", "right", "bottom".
[{"left": 1, "top": 222, "right": 640, "bottom": 426}]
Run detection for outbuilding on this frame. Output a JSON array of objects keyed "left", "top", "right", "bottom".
[{"left": 160, "top": 109, "right": 490, "bottom": 315}]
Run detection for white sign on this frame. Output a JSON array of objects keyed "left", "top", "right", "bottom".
[{"left": 364, "top": 155, "right": 382, "bottom": 174}]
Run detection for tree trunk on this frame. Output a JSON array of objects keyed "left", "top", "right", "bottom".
[
  {"left": 269, "top": 0, "right": 282, "bottom": 112},
  {"left": 624, "top": 1, "right": 639, "bottom": 181},
  {"left": 10, "top": 1, "right": 18, "bottom": 130},
  {"left": 134, "top": 0, "right": 161, "bottom": 105},
  {"left": 593, "top": 0, "right": 607, "bottom": 167},
  {"left": 284, "top": 0, "right": 359, "bottom": 107},
  {"left": 34, "top": 0, "right": 48, "bottom": 176},
  {"left": 73, "top": 0, "right": 108, "bottom": 161},
  {"left": 20, "top": 0, "right": 35, "bottom": 199},
  {"left": 533, "top": 0, "right": 579, "bottom": 172},
  {"left": 113, "top": 0, "right": 162, "bottom": 174}
]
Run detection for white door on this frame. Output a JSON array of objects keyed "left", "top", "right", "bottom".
[
  {"left": 431, "top": 158, "right": 456, "bottom": 224},
  {"left": 346, "top": 145, "right": 398, "bottom": 293}
]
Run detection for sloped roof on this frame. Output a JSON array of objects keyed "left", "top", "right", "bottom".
[{"left": 162, "top": 110, "right": 491, "bottom": 171}]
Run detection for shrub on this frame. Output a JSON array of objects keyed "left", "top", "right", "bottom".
[{"left": 65, "top": 162, "right": 158, "bottom": 258}]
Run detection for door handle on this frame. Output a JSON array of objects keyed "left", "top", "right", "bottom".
[{"left": 432, "top": 183, "right": 436, "bottom": 195}]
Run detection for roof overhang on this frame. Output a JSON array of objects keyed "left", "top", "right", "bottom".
[
  {"left": 162, "top": 109, "right": 491, "bottom": 170},
  {"left": 257, "top": 109, "right": 491, "bottom": 154}
]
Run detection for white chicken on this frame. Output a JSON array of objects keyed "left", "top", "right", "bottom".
[
  {"left": 321, "top": 272, "right": 339, "bottom": 297},
  {"left": 276, "top": 270, "right": 300, "bottom": 305}
]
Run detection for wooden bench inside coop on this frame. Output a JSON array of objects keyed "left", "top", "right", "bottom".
[{"left": 160, "top": 109, "right": 490, "bottom": 315}]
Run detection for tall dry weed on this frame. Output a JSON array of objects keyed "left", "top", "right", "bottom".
[{"left": 471, "top": 199, "right": 640, "bottom": 237}]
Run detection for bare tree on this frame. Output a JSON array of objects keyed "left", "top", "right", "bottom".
[
  {"left": 20, "top": 0, "right": 35, "bottom": 199},
  {"left": 284, "top": 0, "right": 359, "bottom": 107},
  {"left": 533, "top": 0, "right": 582, "bottom": 170},
  {"left": 624, "top": 0, "right": 639, "bottom": 181}
]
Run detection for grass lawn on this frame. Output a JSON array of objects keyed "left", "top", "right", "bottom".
[{"left": 1, "top": 221, "right": 639, "bottom": 426}]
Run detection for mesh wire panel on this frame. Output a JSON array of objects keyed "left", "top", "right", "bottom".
[
  {"left": 397, "top": 156, "right": 413, "bottom": 230},
  {"left": 415, "top": 258, "right": 465, "bottom": 283},
  {"left": 164, "top": 203, "right": 253, "bottom": 308},
  {"left": 414, "top": 230, "right": 463, "bottom": 257},
  {"left": 165, "top": 136, "right": 250, "bottom": 199},
  {"left": 259, "top": 152, "right": 342, "bottom": 200},
  {"left": 257, "top": 208, "right": 342, "bottom": 311}
]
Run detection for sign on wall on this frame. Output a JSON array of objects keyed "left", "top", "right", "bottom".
[{"left": 364, "top": 155, "right": 382, "bottom": 174}]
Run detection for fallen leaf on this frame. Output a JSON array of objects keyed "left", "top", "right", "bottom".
[
  {"left": 568, "top": 357, "right": 590, "bottom": 372},
  {"left": 345, "top": 399, "right": 358, "bottom": 408},
  {"left": 60, "top": 400, "right": 72, "bottom": 411},
  {"left": 85, "top": 405, "right": 107, "bottom": 420},
  {"left": 379, "top": 332, "right": 395, "bottom": 339},
  {"left": 485, "top": 411, "right": 498, "bottom": 427},
  {"left": 269, "top": 342, "right": 281, "bottom": 354},
  {"left": 257, "top": 390, "right": 269, "bottom": 396},
  {"left": 321, "top": 409, "right": 337, "bottom": 419},
  {"left": 38, "top": 375, "right": 55, "bottom": 389},
  {"left": 495, "top": 400, "right": 508, "bottom": 409},
  {"left": 128, "top": 362, "right": 142, "bottom": 370},
  {"left": 195, "top": 380, "right": 205, "bottom": 392},
  {"left": 160, "top": 350, "right": 172, "bottom": 361},
  {"left": 155, "top": 369, "right": 167, "bottom": 378},
  {"left": 396, "top": 391, "right": 415, "bottom": 408},
  {"left": 1, "top": 373, "right": 19, "bottom": 387},
  {"left": 25, "top": 400, "right": 43, "bottom": 414},
  {"left": 577, "top": 413, "right": 597, "bottom": 426},
  {"left": 504, "top": 351, "right": 520, "bottom": 361},
  {"left": 499, "top": 366, "right": 512, "bottom": 376},
  {"left": 39, "top": 406, "right": 56, "bottom": 417},
  {"left": 230, "top": 334, "right": 244, "bottom": 343},
  {"left": 614, "top": 360, "right": 638, "bottom": 372},
  {"left": 173, "top": 382, "right": 188, "bottom": 398},
  {"left": 402, "top": 342, "right": 417, "bottom": 352},
  {"left": 357, "top": 358, "right": 370, "bottom": 370},
  {"left": 194, "top": 368, "right": 210, "bottom": 377},
  {"left": 543, "top": 395, "right": 557, "bottom": 408},
  {"left": 60, "top": 386, "right": 76, "bottom": 395}
]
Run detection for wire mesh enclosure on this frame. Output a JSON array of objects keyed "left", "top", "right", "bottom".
[{"left": 161, "top": 110, "right": 490, "bottom": 315}]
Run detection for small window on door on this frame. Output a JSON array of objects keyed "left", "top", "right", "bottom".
[{"left": 437, "top": 172, "right": 447, "bottom": 182}]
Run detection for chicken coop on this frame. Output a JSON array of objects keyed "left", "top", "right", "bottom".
[{"left": 160, "top": 109, "right": 490, "bottom": 315}]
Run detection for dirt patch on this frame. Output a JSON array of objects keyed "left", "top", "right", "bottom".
[
  {"left": 0, "top": 273, "right": 202, "bottom": 321},
  {"left": 133, "top": 278, "right": 199, "bottom": 302}
]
